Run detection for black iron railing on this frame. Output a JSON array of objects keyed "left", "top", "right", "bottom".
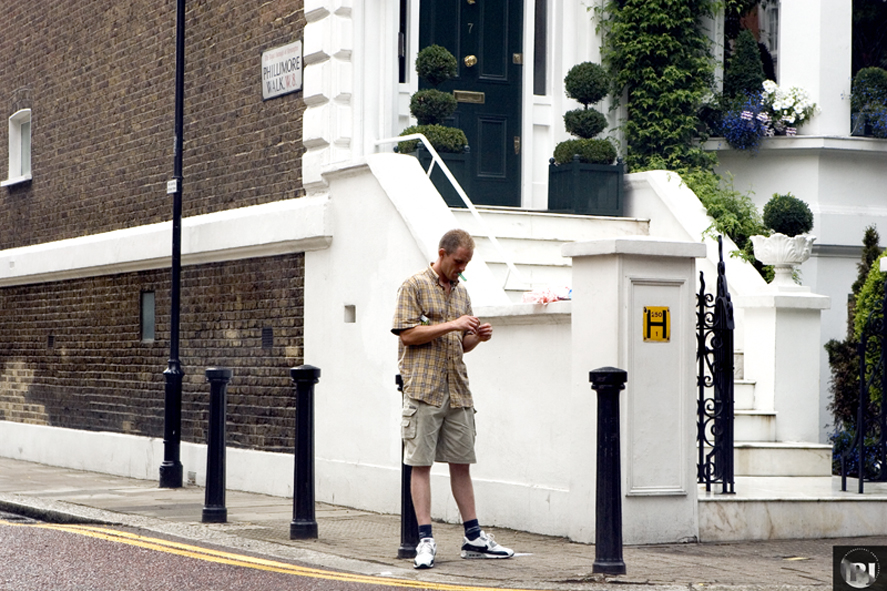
[{"left": 696, "top": 237, "right": 735, "bottom": 494}]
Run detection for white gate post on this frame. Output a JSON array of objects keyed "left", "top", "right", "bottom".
[{"left": 563, "top": 237, "right": 705, "bottom": 544}]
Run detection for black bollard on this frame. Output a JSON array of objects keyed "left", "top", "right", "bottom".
[
  {"left": 290, "top": 365, "right": 320, "bottom": 539},
  {"left": 202, "top": 368, "right": 232, "bottom": 523},
  {"left": 590, "top": 366, "right": 628, "bottom": 576},
  {"left": 396, "top": 374, "right": 419, "bottom": 559}
]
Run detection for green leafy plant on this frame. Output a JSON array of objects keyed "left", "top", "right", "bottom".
[
  {"left": 762, "top": 193, "right": 814, "bottom": 236},
  {"left": 564, "top": 61, "right": 610, "bottom": 105},
  {"left": 723, "top": 30, "right": 766, "bottom": 103},
  {"left": 680, "top": 168, "right": 768, "bottom": 269},
  {"left": 415, "top": 44, "right": 458, "bottom": 86},
  {"left": 552, "top": 62, "right": 616, "bottom": 165},
  {"left": 596, "top": 0, "right": 718, "bottom": 171},
  {"left": 553, "top": 138, "right": 617, "bottom": 165},
  {"left": 409, "top": 89, "right": 457, "bottom": 126},
  {"left": 848, "top": 244, "right": 887, "bottom": 425},
  {"left": 826, "top": 226, "right": 881, "bottom": 435},
  {"left": 398, "top": 124, "right": 468, "bottom": 154},
  {"left": 399, "top": 45, "right": 466, "bottom": 154}
]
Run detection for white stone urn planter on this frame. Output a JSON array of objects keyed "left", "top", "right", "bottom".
[{"left": 750, "top": 233, "right": 816, "bottom": 289}]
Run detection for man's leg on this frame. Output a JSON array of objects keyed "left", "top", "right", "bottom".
[
  {"left": 448, "top": 463, "right": 477, "bottom": 523},
  {"left": 410, "top": 465, "right": 433, "bottom": 526},
  {"left": 450, "top": 462, "right": 514, "bottom": 559},
  {"left": 410, "top": 464, "right": 436, "bottom": 568}
]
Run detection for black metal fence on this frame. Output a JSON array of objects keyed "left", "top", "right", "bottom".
[
  {"left": 696, "top": 237, "right": 735, "bottom": 494},
  {"left": 839, "top": 277, "right": 887, "bottom": 492}
]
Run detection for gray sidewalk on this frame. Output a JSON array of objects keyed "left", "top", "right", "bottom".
[{"left": 0, "top": 456, "right": 867, "bottom": 590}]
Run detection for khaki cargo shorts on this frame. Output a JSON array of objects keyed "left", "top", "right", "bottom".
[{"left": 401, "top": 393, "right": 477, "bottom": 466}]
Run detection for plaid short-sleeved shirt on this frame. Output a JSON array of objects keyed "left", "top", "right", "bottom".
[{"left": 392, "top": 265, "right": 473, "bottom": 408}]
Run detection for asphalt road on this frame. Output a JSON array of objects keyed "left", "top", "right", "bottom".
[{"left": 0, "top": 512, "right": 502, "bottom": 591}]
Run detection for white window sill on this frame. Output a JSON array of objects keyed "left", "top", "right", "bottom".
[{"left": 1, "top": 174, "right": 32, "bottom": 187}]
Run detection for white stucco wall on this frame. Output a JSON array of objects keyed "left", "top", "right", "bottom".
[{"left": 713, "top": 137, "right": 887, "bottom": 441}]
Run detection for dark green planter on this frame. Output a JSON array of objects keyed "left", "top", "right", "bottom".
[
  {"left": 548, "top": 158, "right": 624, "bottom": 216},
  {"left": 415, "top": 146, "right": 471, "bottom": 208}
]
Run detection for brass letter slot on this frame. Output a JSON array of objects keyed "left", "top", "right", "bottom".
[{"left": 454, "top": 90, "right": 485, "bottom": 104}]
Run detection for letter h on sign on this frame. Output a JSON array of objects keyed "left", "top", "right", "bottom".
[{"left": 643, "top": 307, "right": 670, "bottom": 342}]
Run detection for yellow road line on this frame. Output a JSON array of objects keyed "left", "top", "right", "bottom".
[{"left": 0, "top": 520, "right": 538, "bottom": 591}]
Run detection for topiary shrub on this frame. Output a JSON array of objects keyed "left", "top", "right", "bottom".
[
  {"left": 415, "top": 44, "right": 457, "bottom": 86},
  {"left": 399, "top": 45, "right": 466, "bottom": 153},
  {"left": 762, "top": 193, "right": 814, "bottom": 236},
  {"left": 563, "top": 109, "right": 608, "bottom": 140},
  {"left": 397, "top": 124, "right": 468, "bottom": 154},
  {"left": 564, "top": 62, "right": 609, "bottom": 106},
  {"left": 552, "top": 61, "right": 616, "bottom": 165},
  {"left": 409, "top": 89, "right": 457, "bottom": 125},
  {"left": 723, "top": 29, "right": 766, "bottom": 103},
  {"left": 553, "top": 138, "right": 617, "bottom": 165}
]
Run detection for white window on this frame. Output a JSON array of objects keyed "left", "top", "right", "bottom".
[
  {"left": 140, "top": 290, "right": 156, "bottom": 342},
  {"left": 2, "top": 109, "right": 32, "bottom": 187}
]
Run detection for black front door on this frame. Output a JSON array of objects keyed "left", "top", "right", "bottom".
[{"left": 419, "top": 0, "right": 523, "bottom": 207}]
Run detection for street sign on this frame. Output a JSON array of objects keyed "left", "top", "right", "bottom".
[
  {"left": 643, "top": 306, "right": 670, "bottom": 342},
  {"left": 262, "top": 41, "right": 302, "bottom": 100}
]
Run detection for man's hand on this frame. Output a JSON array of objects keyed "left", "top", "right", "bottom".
[
  {"left": 453, "top": 315, "right": 481, "bottom": 334},
  {"left": 474, "top": 323, "right": 493, "bottom": 342},
  {"left": 463, "top": 322, "right": 492, "bottom": 352}
]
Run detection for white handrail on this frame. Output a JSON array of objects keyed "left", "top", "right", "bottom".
[{"left": 374, "top": 133, "right": 528, "bottom": 289}]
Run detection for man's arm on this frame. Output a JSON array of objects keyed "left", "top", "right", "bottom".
[{"left": 399, "top": 315, "right": 480, "bottom": 346}]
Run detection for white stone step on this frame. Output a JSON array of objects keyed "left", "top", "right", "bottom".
[
  {"left": 452, "top": 207, "right": 650, "bottom": 297},
  {"left": 734, "top": 379, "right": 756, "bottom": 410},
  {"left": 699, "top": 476, "right": 887, "bottom": 542},
  {"left": 452, "top": 207, "right": 650, "bottom": 242},
  {"left": 487, "top": 263, "right": 573, "bottom": 298},
  {"left": 734, "top": 410, "right": 776, "bottom": 442},
  {"left": 734, "top": 442, "right": 832, "bottom": 477},
  {"left": 474, "top": 236, "right": 574, "bottom": 267}
]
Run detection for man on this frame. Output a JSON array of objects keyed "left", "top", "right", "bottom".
[{"left": 392, "top": 228, "right": 514, "bottom": 569}]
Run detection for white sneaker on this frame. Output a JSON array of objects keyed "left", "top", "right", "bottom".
[
  {"left": 461, "top": 530, "right": 514, "bottom": 559},
  {"left": 414, "top": 537, "right": 437, "bottom": 569}
]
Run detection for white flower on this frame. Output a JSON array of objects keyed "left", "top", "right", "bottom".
[{"left": 760, "top": 81, "right": 818, "bottom": 129}]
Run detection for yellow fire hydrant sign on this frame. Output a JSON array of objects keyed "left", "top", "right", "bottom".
[{"left": 643, "top": 306, "right": 670, "bottom": 342}]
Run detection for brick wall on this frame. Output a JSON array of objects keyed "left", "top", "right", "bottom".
[
  {"left": 0, "top": 253, "right": 304, "bottom": 453},
  {"left": 0, "top": 0, "right": 306, "bottom": 249}
]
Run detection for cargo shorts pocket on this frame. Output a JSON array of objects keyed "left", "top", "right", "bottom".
[{"left": 401, "top": 405, "right": 418, "bottom": 440}]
